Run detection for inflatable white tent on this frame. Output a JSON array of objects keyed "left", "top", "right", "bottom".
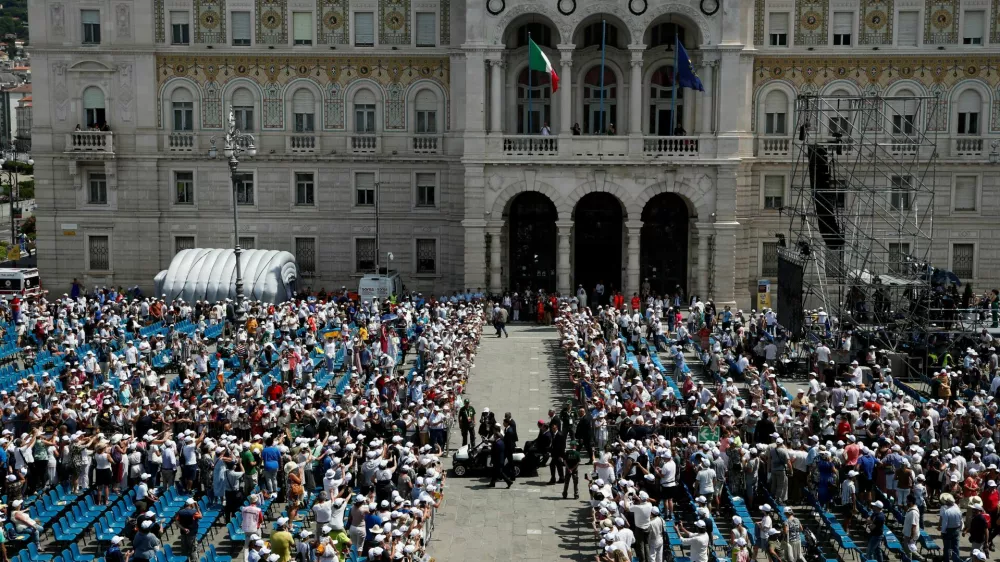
[{"left": 154, "top": 248, "right": 298, "bottom": 304}]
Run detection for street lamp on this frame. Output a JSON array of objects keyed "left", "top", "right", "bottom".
[
  {"left": 990, "top": 139, "right": 1000, "bottom": 164},
  {"left": 0, "top": 142, "right": 32, "bottom": 248},
  {"left": 208, "top": 108, "right": 256, "bottom": 319}
]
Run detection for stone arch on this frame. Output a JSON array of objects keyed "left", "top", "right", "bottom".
[
  {"left": 405, "top": 79, "right": 448, "bottom": 132},
  {"left": 492, "top": 180, "right": 571, "bottom": 219},
  {"left": 639, "top": 4, "right": 715, "bottom": 46},
  {"left": 568, "top": 6, "right": 635, "bottom": 47},
  {"left": 566, "top": 180, "right": 638, "bottom": 218},
  {"left": 636, "top": 176, "right": 712, "bottom": 221},
  {"left": 821, "top": 79, "right": 862, "bottom": 96},
  {"left": 158, "top": 77, "right": 203, "bottom": 130},
  {"left": 491, "top": 4, "right": 567, "bottom": 46},
  {"left": 753, "top": 79, "right": 797, "bottom": 134}
]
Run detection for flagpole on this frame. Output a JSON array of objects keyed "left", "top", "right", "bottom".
[
  {"left": 671, "top": 35, "right": 679, "bottom": 136},
  {"left": 528, "top": 32, "right": 533, "bottom": 134},
  {"left": 599, "top": 19, "right": 607, "bottom": 134}
]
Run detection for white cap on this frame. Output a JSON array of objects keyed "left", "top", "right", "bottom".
[{"left": 111, "top": 536, "right": 124, "bottom": 544}]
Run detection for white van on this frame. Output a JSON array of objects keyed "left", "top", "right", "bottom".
[
  {"left": 358, "top": 272, "right": 403, "bottom": 303},
  {"left": 0, "top": 268, "right": 42, "bottom": 298}
]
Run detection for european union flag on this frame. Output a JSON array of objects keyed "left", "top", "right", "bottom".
[{"left": 674, "top": 37, "right": 704, "bottom": 92}]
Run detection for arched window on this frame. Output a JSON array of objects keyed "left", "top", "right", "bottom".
[
  {"left": 354, "top": 89, "right": 377, "bottom": 133},
  {"left": 291, "top": 89, "right": 315, "bottom": 132},
  {"left": 582, "top": 22, "right": 619, "bottom": 48},
  {"left": 82, "top": 86, "right": 106, "bottom": 128},
  {"left": 414, "top": 90, "right": 438, "bottom": 134},
  {"left": 517, "top": 68, "right": 551, "bottom": 134},
  {"left": 516, "top": 23, "right": 553, "bottom": 48},
  {"left": 957, "top": 89, "right": 981, "bottom": 135},
  {"left": 649, "top": 22, "right": 686, "bottom": 49},
  {"left": 763, "top": 90, "right": 787, "bottom": 135},
  {"left": 232, "top": 87, "right": 255, "bottom": 131},
  {"left": 888, "top": 89, "right": 917, "bottom": 136},
  {"left": 171, "top": 87, "right": 194, "bottom": 132},
  {"left": 827, "top": 88, "right": 852, "bottom": 136},
  {"left": 649, "top": 66, "right": 683, "bottom": 135},
  {"left": 583, "top": 67, "right": 617, "bottom": 134}
]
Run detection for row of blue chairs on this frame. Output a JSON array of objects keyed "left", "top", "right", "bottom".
[
  {"left": 50, "top": 488, "right": 124, "bottom": 544},
  {"left": 872, "top": 487, "right": 940, "bottom": 554},
  {"left": 93, "top": 487, "right": 142, "bottom": 545}
]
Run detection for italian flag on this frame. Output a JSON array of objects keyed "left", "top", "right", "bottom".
[{"left": 528, "top": 37, "right": 559, "bottom": 92}]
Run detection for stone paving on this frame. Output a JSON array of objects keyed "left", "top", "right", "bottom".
[{"left": 431, "top": 324, "right": 596, "bottom": 562}]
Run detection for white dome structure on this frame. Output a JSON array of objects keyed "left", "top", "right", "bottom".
[{"left": 154, "top": 248, "right": 298, "bottom": 304}]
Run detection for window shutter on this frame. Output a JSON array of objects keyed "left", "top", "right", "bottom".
[
  {"left": 769, "top": 13, "right": 789, "bottom": 35},
  {"left": 172, "top": 88, "right": 194, "bottom": 103},
  {"left": 764, "top": 90, "right": 786, "bottom": 114},
  {"left": 233, "top": 88, "right": 254, "bottom": 107},
  {"left": 292, "top": 89, "right": 314, "bottom": 114},
  {"left": 958, "top": 90, "right": 981, "bottom": 113},
  {"left": 965, "top": 11, "right": 984, "bottom": 39},
  {"left": 954, "top": 176, "right": 977, "bottom": 210},
  {"left": 232, "top": 11, "right": 251, "bottom": 40},
  {"left": 764, "top": 176, "right": 784, "bottom": 197},
  {"left": 356, "top": 172, "right": 375, "bottom": 191},
  {"left": 83, "top": 87, "right": 105, "bottom": 109},
  {"left": 355, "top": 89, "right": 376, "bottom": 105},
  {"left": 833, "top": 12, "right": 852, "bottom": 34},
  {"left": 170, "top": 11, "right": 190, "bottom": 25},
  {"left": 416, "top": 12, "right": 435, "bottom": 45},
  {"left": 355, "top": 12, "right": 374, "bottom": 44},
  {"left": 415, "top": 90, "right": 436, "bottom": 111},
  {"left": 897, "top": 11, "right": 918, "bottom": 46},
  {"left": 293, "top": 12, "right": 312, "bottom": 42},
  {"left": 81, "top": 10, "right": 101, "bottom": 25}
]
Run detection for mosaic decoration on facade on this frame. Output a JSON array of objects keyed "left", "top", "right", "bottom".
[
  {"left": 924, "top": 0, "right": 959, "bottom": 44},
  {"left": 859, "top": 0, "right": 893, "bottom": 45},
  {"left": 380, "top": 0, "right": 411, "bottom": 45},
  {"left": 256, "top": 0, "right": 288, "bottom": 45},
  {"left": 318, "top": 0, "right": 349, "bottom": 44},
  {"left": 794, "top": 0, "right": 829, "bottom": 46},
  {"left": 194, "top": 0, "right": 227, "bottom": 44},
  {"left": 992, "top": 0, "right": 1000, "bottom": 43},
  {"left": 156, "top": 55, "right": 450, "bottom": 131},
  {"left": 440, "top": 0, "right": 451, "bottom": 45},
  {"left": 753, "top": 0, "right": 765, "bottom": 46},
  {"left": 154, "top": 0, "right": 166, "bottom": 43}
]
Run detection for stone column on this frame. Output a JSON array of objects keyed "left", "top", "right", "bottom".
[
  {"left": 486, "top": 222, "right": 503, "bottom": 294},
  {"left": 712, "top": 221, "right": 739, "bottom": 308},
  {"left": 462, "top": 219, "right": 487, "bottom": 289},
  {"left": 488, "top": 58, "right": 504, "bottom": 134},
  {"left": 626, "top": 220, "right": 642, "bottom": 295},
  {"left": 558, "top": 45, "right": 574, "bottom": 134},
  {"left": 556, "top": 219, "right": 573, "bottom": 295},
  {"left": 697, "top": 60, "right": 715, "bottom": 135},
  {"left": 463, "top": 47, "right": 487, "bottom": 133},
  {"left": 628, "top": 46, "right": 644, "bottom": 135},
  {"left": 697, "top": 223, "right": 713, "bottom": 300}
]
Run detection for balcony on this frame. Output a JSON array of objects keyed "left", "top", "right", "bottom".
[
  {"left": 758, "top": 137, "right": 792, "bottom": 158},
  {"left": 412, "top": 134, "right": 440, "bottom": 154},
  {"left": 502, "top": 135, "right": 558, "bottom": 155},
  {"left": 952, "top": 136, "right": 983, "bottom": 157},
  {"left": 351, "top": 134, "right": 379, "bottom": 155},
  {"left": 887, "top": 140, "right": 919, "bottom": 157},
  {"left": 66, "top": 131, "right": 114, "bottom": 156},
  {"left": 287, "top": 134, "right": 319, "bottom": 154},
  {"left": 166, "top": 132, "right": 197, "bottom": 152},
  {"left": 642, "top": 136, "right": 700, "bottom": 157}
]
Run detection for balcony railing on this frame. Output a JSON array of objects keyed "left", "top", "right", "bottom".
[
  {"left": 167, "top": 132, "right": 196, "bottom": 152},
  {"left": 288, "top": 134, "right": 319, "bottom": 154},
  {"left": 351, "top": 134, "right": 379, "bottom": 154},
  {"left": 502, "top": 135, "right": 558, "bottom": 155},
  {"left": 642, "top": 136, "right": 700, "bottom": 156},
  {"left": 887, "top": 140, "right": 918, "bottom": 156},
  {"left": 758, "top": 137, "right": 791, "bottom": 157},
  {"left": 66, "top": 131, "right": 114, "bottom": 153},
  {"left": 952, "top": 136, "right": 983, "bottom": 157},
  {"left": 412, "top": 135, "right": 440, "bottom": 154}
]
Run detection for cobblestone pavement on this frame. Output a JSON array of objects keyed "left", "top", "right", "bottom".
[{"left": 431, "top": 324, "right": 597, "bottom": 562}]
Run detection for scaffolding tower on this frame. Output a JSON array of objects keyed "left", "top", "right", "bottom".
[{"left": 783, "top": 93, "right": 939, "bottom": 349}]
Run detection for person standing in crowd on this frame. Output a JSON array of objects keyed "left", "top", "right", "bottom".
[
  {"left": 489, "top": 431, "right": 513, "bottom": 488},
  {"left": 563, "top": 440, "right": 581, "bottom": 499},
  {"left": 940, "top": 493, "right": 963, "bottom": 562},
  {"left": 459, "top": 401, "right": 476, "bottom": 447},
  {"left": 547, "top": 421, "right": 566, "bottom": 485}
]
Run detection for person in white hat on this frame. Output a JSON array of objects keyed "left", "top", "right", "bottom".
[
  {"left": 676, "top": 517, "right": 711, "bottom": 562},
  {"left": 865, "top": 501, "right": 886, "bottom": 562}
]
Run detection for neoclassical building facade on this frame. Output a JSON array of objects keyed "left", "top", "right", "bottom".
[{"left": 27, "top": 0, "right": 1000, "bottom": 307}]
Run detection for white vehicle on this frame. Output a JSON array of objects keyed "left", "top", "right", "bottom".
[
  {"left": 0, "top": 268, "right": 42, "bottom": 298},
  {"left": 357, "top": 272, "right": 403, "bottom": 303}
]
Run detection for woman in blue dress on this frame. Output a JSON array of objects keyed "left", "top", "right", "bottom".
[{"left": 817, "top": 450, "right": 839, "bottom": 506}]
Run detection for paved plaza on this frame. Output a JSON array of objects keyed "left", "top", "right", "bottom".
[{"left": 432, "top": 324, "right": 596, "bottom": 562}]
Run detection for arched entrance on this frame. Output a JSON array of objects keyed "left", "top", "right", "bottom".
[
  {"left": 507, "top": 192, "right": 557, "bottom": 292},
  {"left": 641, "top": 193, "right": 690, "bottom": 297},
  {"left": 574, "top": 192, "right": 624, "bottom": 296}
]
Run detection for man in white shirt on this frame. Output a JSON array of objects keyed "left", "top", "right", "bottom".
[
  {"left": 679, "top": 519, "right": 711, "bottom": 562},
  {"left": 902, "top": 494, "right": 920, "bottom": 552},
  {"left": 628, "top": 492, "right": 654, "bottom": 562},
  {"left": 850, "top": 361, "right": 864, "bottom": 386},
  {"left": 815, "top": 343, "right": 831, "bottom": 365}
]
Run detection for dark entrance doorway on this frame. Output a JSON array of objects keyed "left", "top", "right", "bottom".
[
  {"left": 574, "top": 192, "right": 623, "bottom": 298},
  {"left": 641, "top": 193, "right": 690, "bottom": 297},
  {"left": 507, "top": 191, "right": 558, "bottom": 293}
]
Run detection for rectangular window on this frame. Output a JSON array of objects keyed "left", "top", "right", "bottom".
[
  {"left": 355, "top": 104, "right": 376, "bottom": 133},
  {"left": 293, "top": 12, "right": 312, "bottom": 45},
  {"left": 82, "top": 10, "right": 101, "bottom": 44},
  {"left": 294, "top": 113, "right": 315, "bottom": 133},
  {"left": 295, "top": 172, "right": 315, "bottom": 206},
  {"left": 763, "top": 175, "right": 784, "bottom": 209},
  {"left": 416, "top": 239, "right": 437, "bottom": 274},
  {"left": 952, "top": 243, "right": 975, "bottom": 279},
  {"left": 416, "top": 12, "right": 436, "bottom": 46},
  {"left": 833, "top": 12, "right": 852, "bottom": 45},
  {"left": 897, "top": 11, "right": 919, "bottom": 46},
  {"left": 88, "top": 235, "right": 110, "bottom": 271},
  {"left": 174, "top": 236, "right": 196, "bottom": 255},
  {"left": 761, "top": 242, "right": 779, "bottom": 278},
  {"left": 829, "top": 116, "right": 851, "bottom": 136},
  {"left": 892, "top": 114, "right": 915, "bottom": 135},
  {"left": 88, "top": 173, "right": 108, "bottom": 204},
  {"left": 891, "top": 175, "right": 912, "bottom": 211},
  {"left": 765, "top": 112, "right": 786, "bottom": 135},
  {"left": 354, "top": 12, "right": 375, "bottom": 46},
  {"left": 416, "top": 173, "right": 436, "bottom": 207},
  {"left": 170, "top": 11, "right": 190, "bottom": 45},
  {"left": 830, "top": 180, "right": 848, "bottom": 209},
  {"left": 958, "top": 112, "right": 980, "bottom": 134},
  {"left": 174, "top": 171, "right": 194, "bottom": 204},
  {"left": 768, "top": 12, "right": 789, "bottom": 46},
  {"left": 173, "top": 102, "right": 194, "bottom": 132},
  {"left": 232, "top": 11, "right": 252, "bottom": 46},
  {"left": 295, "top": 237, "right": 317, "bottom": 275},
  {"left": 238, "top": 236, "right": 256, "bottom": 250},
  {"left": 416, "top": 110, "right": 437, "bottom": 133},
  {"left": 234, "top": 172, "right": 254, "bottom": 205},
  {"left": 954, "top": 175, "right": 978, "bottom": 211},
  {"left": 888, "top": 242, "right": 910, "bottom": 275},
  {"left": 963, "top": 10, "right": 984, "bottom": 45},
  {"left": 355, "top": 172, "right": 376, "bottom": 206},
  {"left": 356, "top": 237, "right": 376, "bottom": 272},
  {"left": 234, "top": 106, "right": 254, "bottom": 132}
]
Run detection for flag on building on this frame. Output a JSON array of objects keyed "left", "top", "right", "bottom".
[
  {"left": 674, "top": 37, "right": 704, "bottom": 92},
  {"left": 528, "top": 37, "right": 560, "bottom": 92}
]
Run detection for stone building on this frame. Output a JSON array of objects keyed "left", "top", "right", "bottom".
[{"left": 26, "top": 0, "right": 1000, "bottom": 307}]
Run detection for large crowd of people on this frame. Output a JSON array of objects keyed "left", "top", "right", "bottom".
[{"left": 0, "top": 288, "right": 487, "bottom": 562}]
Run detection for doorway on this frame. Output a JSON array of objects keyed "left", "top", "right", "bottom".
[
  {"left": 641, "top": 192, "right": 690, "bottom": 297},
  {"left": 507, "top": 192, "right": 558, "bottom": 293},
  {"left": 574, "top": 192, "right": 624, "bottom": 297}
]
